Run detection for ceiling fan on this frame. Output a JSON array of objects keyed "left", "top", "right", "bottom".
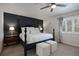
[{"left": 40, "top": 3, "right": 66, "bottom": 12}]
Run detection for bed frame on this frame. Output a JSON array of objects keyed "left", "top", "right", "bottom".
[
  {"left": 17, "top": 15, "right": 55, "bottom": 56},
  {"left": 22, "top": 28, "right": 55, "bottom": 56}
]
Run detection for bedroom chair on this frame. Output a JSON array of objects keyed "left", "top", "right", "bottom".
[
  {"left": 45, "top": 40, "right": 57, "bottom": 54},
  {"left": 36, "top": 42, "right": 50, "bottom": 56}
]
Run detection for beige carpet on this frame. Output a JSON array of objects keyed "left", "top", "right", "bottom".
[{"left": 1, "top": 43, "right": 79, "bottom": 56}]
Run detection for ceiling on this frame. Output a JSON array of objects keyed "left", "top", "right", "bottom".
[
  {"left": 0, "top": 3, "right": 79, "bottom": 16},
  {"left": 31, "top": 3, "right": 79, "bottom": 16}
]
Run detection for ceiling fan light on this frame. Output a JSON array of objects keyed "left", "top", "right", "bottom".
[{"left": 51, "top": 5, "right": 56, "bottom": 8}]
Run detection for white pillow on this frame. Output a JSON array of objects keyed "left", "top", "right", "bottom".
[
  {"left": 21, "top": 27, "right": 25, "bottom": 33},
  {"left": 30, "top": 28, "right": 40, "bottom": 34},
  {"left": 21, "top": 27, "right": 40, "bottom": 34},
  {"left": 27, "top": 27, "right": 34, "bottom": 34},
  {"left": 28, "top": 27, "right": 35, "bottom": 34},
  {"left": 34, "top": 28, "right": 40, "bottom": 33}
]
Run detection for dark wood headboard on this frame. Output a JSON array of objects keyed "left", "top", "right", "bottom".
[{"left": 18, "top": 16, "right": 43, "bottom": 33}]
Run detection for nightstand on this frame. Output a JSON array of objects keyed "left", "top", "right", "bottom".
[{"left": 4, "top": 34, "right": 19, "bottom": 46}]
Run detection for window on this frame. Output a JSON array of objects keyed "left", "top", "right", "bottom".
[
  {"left": 66, "top": 19, "right": 72, "bottom": 32},
  {"left": 62, "top": 20, "right": 66, "bottom": 32},
  {"left": 62, "top": 16, "right": 79, "bottom": 32},
  {"left": 74, "top": 19, "right": 79, "bottom": 32}
]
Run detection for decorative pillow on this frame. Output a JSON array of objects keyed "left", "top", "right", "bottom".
[
  {"left": 30, "top": 28, "right": 40, "bottom": 34},
  {"left": 34, "top": 28, "right": 40, "bottom": 33},
  {"left": 27, "top": 27, "right": 34, "bottom": 34},
  {"left": 27, "top": 27, "right": 33, "bottom": 34},
  {"left": 21, "top": 27, "right": 40, "bottom": 34},
  {"left": 21, "top": 27, "right": 25, "bottom": 33}
]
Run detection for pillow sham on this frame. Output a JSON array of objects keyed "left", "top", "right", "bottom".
[
  {"left": 30, "top": 28, "right": 40, "bottom": 34},
  {"left": 21, "top": 27, "right": 40, "bottom": 34}
]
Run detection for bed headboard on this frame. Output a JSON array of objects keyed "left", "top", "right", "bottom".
[{"left": 18, "top": 15, "right": 43, "bottom": 33}]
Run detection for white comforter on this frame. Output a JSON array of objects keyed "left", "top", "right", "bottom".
[{"left": 20, "top": 33, "right": 53, "bottom": 44}]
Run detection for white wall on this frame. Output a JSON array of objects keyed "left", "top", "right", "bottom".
[
  {"left": 43, "top": 17, "right": 60, "bottom": 42},
  {"left": 0, "top": 11, "right": 3, "bottom": 53},
  {"left": 61, "top": 32, "right": 79, "bottom": 47}
]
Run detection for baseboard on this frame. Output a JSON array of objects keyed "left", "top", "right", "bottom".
[{"left": 61, "top": 41, "right": 79, "bottom": 48}]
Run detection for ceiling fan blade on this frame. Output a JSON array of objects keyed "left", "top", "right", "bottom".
[
  {"left": 40, "top": 5, "right": 50, "bottom": 9},
  {"left": 56, "top": 4, "right": 66, "bottom": 7},
  {"left": 50, "top": 8, "right": 53, "bottom": 12},
  {"left": 51, "top": 3, "right": 56, "bottom": 5}
]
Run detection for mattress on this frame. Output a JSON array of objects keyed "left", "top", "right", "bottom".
[{"left": 20, "top": 33, "right": 53, "bottom": 44}]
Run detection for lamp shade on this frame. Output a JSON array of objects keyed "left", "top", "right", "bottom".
[
  {"left": 40, "top": 27, "right": 42, "bottom": 30},
  {"left": 9, "top": 26, "right": 15, "bottom": 30},
  {"left": 51, "top": 5, "right": 56, "bottom": 8},
  {"left": 39, "top": 26, "right": 43, "bottom": 30}
]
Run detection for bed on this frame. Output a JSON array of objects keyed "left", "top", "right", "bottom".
[
  {"left": 20, "top": 27, "right": 53, "bottom": 44},
  {"left": 19, "top": 27, "right": 55, "bottom": 56},
  {"left": 17, "top": 16, "right": 55, "bottom": 56}
]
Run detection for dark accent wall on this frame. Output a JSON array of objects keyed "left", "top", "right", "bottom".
[{"left": 4, "top": 12, "right": 43, "bottom": 35}]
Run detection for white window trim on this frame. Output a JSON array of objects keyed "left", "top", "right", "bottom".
[{"left": 62, "top": 17, "right": 79, "bottom": 33}]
